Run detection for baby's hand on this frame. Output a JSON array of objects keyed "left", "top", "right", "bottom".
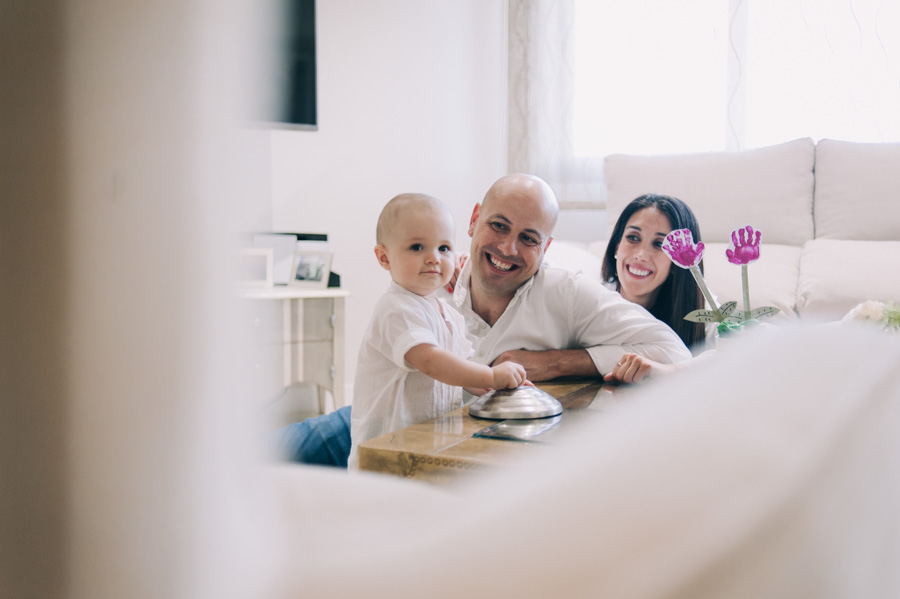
[{"left": 491, "top": 361, "right": 527, "bottom": 389}]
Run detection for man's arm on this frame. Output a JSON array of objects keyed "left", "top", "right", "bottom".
[
  {"left": 571, "top": 276, "right": 692, "bottom": 375},
  {"left": 492, "top": 348, "right": 598, "bottom": 382}
]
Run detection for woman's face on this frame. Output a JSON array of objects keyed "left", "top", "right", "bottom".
[{"left": 614, "top": 206, "right": 673, "bottom": 309}]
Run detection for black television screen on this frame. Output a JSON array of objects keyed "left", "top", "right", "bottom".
[
  {"left": 253, "top": 0, "right": 317, "bottom": 130},
  {"left": 281, "top": 0, "right": 317, "bottom": 128}
]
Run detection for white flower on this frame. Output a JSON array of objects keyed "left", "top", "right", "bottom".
[
  {"left": 843, "top": 300, "right": 886, "bottom": 324},
  {"left": 843, "top": 300, "right": 900, "bottom": 333}
]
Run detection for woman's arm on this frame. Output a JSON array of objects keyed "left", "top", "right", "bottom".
[
  {"left": 603, "top": 350, "right": 719, "bottom": 383},
  {"left": 603, "top": 353, "right": 681, "bottom": 383}
]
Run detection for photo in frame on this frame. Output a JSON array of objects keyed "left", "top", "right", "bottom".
[{"left": 289, "top": 250, "right": 332, "bottom": 289}]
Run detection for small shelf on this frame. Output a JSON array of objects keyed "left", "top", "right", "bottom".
[
  {"left": 240, "top": 286, "right": 349, "bottom": 300},
  {"left": 240, "top": 286, "right": 348, "bottom": 412}
]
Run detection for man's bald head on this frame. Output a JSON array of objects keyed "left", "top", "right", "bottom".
[{"left": 481, "top": 173, "right": 559, "bottom": 233}]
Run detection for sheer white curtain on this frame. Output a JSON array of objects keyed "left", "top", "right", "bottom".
[
  {"left": 508, "top": 0, "right": 606, "bottom": 207},
  {"left": 508, "top": 0, "right": 900, "bottom": 207}
]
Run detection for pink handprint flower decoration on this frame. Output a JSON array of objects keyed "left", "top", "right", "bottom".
[
  {"left": 662, "top": 229, "right": 723, "bottom": 322},
  {"left": 661, "top": 224, "right": 781, "bottom": 336},
  {"left": 661, "top": 228, "right": 705, "bottom": 268},
  {"left": 726, "top": 225, "right": 779, "bottom": 325},
  {"left": 726, "top": 225, "right": 761, "bottom": 265}
]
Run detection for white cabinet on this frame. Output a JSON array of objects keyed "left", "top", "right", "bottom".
[{"left": 241, "top": 287, "right": 348, "bottom": 413}]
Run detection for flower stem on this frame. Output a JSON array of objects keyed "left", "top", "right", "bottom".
[
  {"left": 689, "top": 265, "right": 723, "bottom": 321},
  {"left": 741, "top": 264, "right": 751, "bottom": 321}
]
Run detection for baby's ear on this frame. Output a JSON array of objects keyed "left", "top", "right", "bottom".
[{"left": 374, "top": 245, "right": 391, "bottom": 271}]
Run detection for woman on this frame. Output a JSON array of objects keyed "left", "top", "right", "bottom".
[{"left": 602, "top": 194, "right": 710, "bottom": 382}]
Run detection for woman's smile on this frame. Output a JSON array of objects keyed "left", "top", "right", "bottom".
[{"left": 625, "top": 263, "right": 653, "bottom": 278}]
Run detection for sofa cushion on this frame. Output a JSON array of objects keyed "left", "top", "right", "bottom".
[
  {"left": 798, "top": 239, "right": 900, "bottom": 321},
  {"left": 813, "top": 139, "right": 900, "bottom": 240},
  {"left": 702, "top": 243, "right": 800, "bottom": 320},
  {"left": 543, "top": 240, "right": 603, "bottom": 281},
  {"left": 604, "top": 138, "right": 816, "bottom": 246}
]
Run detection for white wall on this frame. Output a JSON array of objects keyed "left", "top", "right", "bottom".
[
  {"left": 268, "top": 0, "right": 508, "bottom": 396},
  {"left": 2, "top": 2, "right": 271, "bottom": 597}
]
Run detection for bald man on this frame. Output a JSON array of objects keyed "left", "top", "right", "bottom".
[{"left": 448, "top": 173, "right": 691, "bottom": 381}]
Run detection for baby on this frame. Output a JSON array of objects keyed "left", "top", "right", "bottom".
[{"left": 347, "top": 193, "right": 527, "bottom": 469}]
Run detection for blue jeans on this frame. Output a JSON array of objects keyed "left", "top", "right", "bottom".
[{"left": 271, "top": 405, "right": 352, "bottom": 468}]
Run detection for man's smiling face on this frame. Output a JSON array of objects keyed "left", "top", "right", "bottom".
[{"left": 467, "top": 175, "right": 557, "bottom": 301}]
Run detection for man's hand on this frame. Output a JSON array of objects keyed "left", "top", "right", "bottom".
[
  {"left": 445, "top": 253, "right": 469, "bottom": 293},
  {"left": 491, "top": 361, "right": 527, "bottom": 389},
  {"left": 492, "top": 348, "right": 599, "bottom": 382}
]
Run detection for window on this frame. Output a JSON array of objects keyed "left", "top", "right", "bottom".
[
  {"left": 509, "top": 0, "right": 900, "bottom": 205},
  {"left": 573, "top": 1, "right": 729, "bottom": 156},
  {"left": 742, "top": 0, "right": 900, "bottom": 147}
]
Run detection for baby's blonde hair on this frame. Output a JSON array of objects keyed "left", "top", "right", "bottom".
[{"left": 376, "top": 193, "right": 451, "bottom": 245}]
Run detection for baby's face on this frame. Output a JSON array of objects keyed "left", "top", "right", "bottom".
[{"left": 380, "top": 206, "right": 456, "bottom": 297}]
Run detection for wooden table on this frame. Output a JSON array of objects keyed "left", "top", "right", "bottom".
[{"left": 358, "top": 378, "right": 622, "bottom": 484}]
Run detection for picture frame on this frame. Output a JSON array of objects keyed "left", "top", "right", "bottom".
[
  {"left": 289, "top": 250, "right": 332, "bottom": 289},
  {"left": 253, "top": 232, "right": 329, "bottom": 285},
  {"left": 235, "top": 247, "right": 274, "bottom": 287},
  {"left": 253, "top": 233, "right": 299, "bottom": 285}
]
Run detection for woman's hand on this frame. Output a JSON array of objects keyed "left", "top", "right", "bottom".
[{"left": 604, "top": 353, "right": 656, "bottom": 384}]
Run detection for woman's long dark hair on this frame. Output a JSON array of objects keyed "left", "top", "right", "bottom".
[{"left": 602, "top": 194, "right": 706, "bottom": 350}]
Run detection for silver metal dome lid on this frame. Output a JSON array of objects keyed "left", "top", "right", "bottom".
[{"left": 468, "top": 386, "right": 564, "bottom": 420}]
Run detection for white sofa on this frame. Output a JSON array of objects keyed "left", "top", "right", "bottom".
[
  {"left": 267, "top": 325, "right": 900, "bottom": 597},
  {"left": 547, "top": 138, "right": 900, "bottom": 322}
]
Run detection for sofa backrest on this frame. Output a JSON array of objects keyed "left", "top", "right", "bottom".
[
  {"left": 813, "top": 139, "right": 900, "bottom": 241},
  {"left": 604, "top": 138, "right": 816, "bottom": 246}
]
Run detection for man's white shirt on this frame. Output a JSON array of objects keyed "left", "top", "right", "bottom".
[{"left": 450, "top": 262, "right": 692, "bottom": 373}]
